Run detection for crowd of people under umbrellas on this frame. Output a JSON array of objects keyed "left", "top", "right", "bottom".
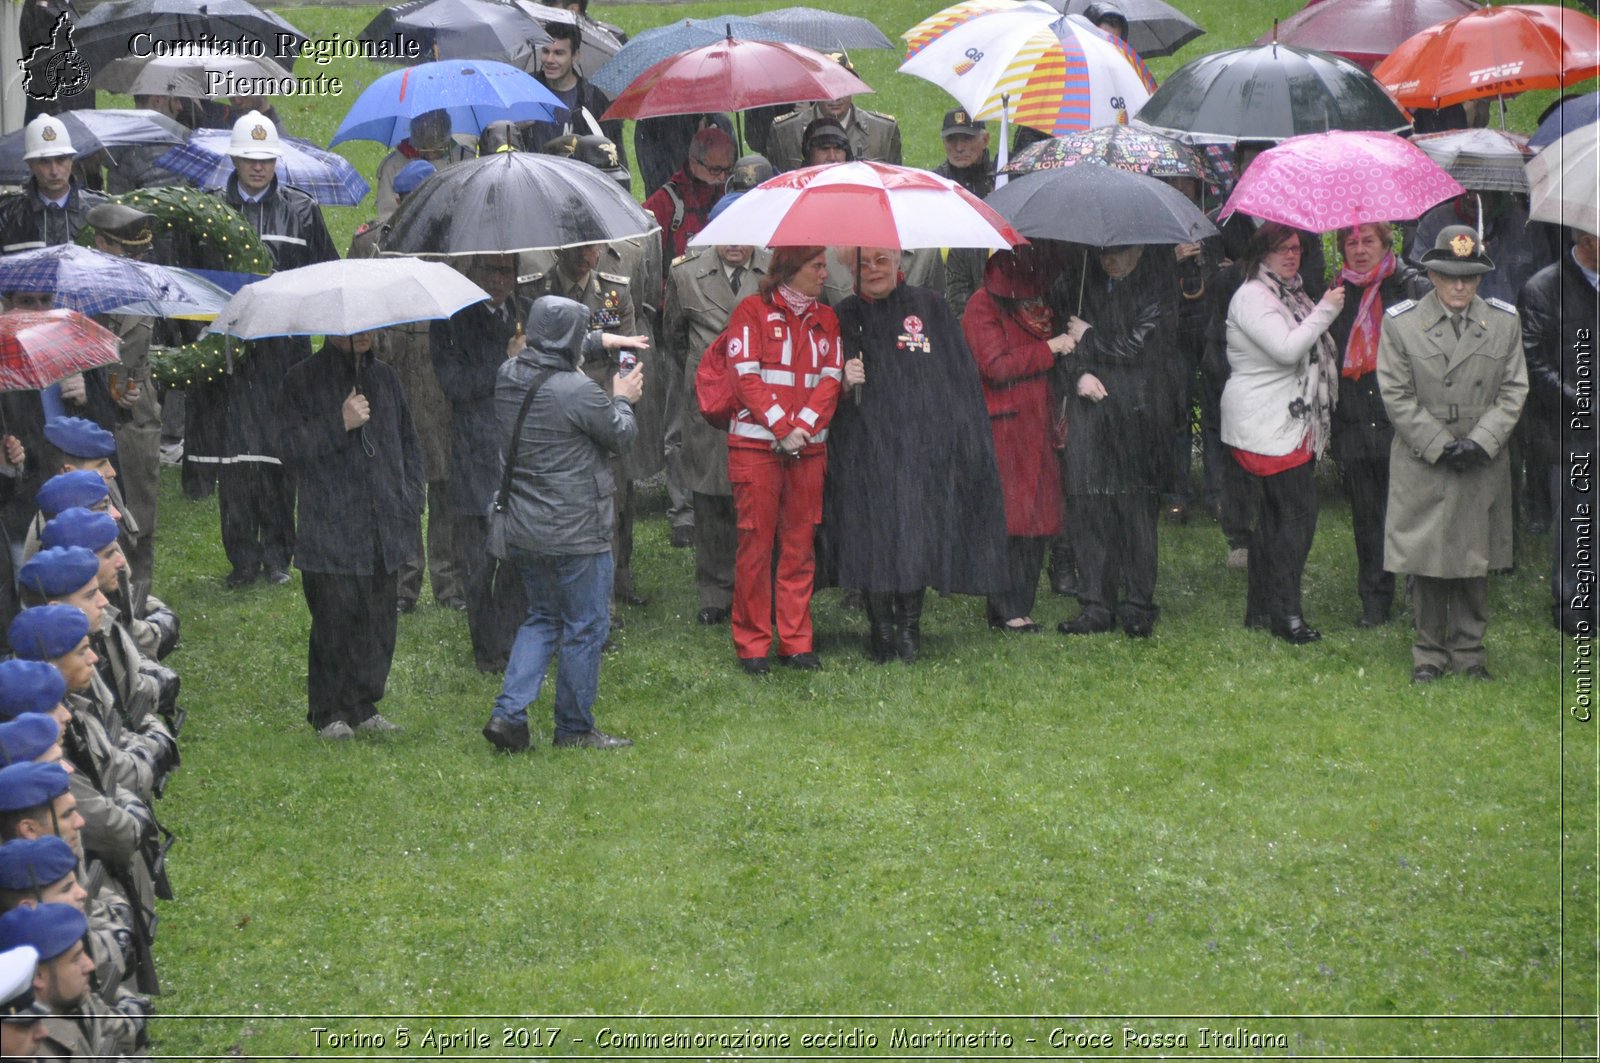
[{"left": 0, "top": 0, "right": 1592, "bottom": 1040}]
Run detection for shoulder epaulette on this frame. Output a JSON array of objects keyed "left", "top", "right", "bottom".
[
  {"left": 861, "top": 109, "right": 896, "bottom": 122},
  {"left": 670, "top": 254, "right": 688, "bottom": 267},
  {"left": 771, "top": 110, "right": 802, "bottom": 125},
  {"left": 1486, "top": 296, "right": 1517, "bottom": 315},
  {"left": 597, "top": 271, "right": 630, "bottom": 285},
  {"left": 1385, "top": 299, "right": 1416, "bottom": 317},
  {"left": 516, "top": 271, "right": 547, "bottom": 286}
]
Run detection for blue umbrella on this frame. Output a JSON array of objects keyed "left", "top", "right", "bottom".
[
  {"left": 1530, "top": 91, "right": 1600, "bottom": 151},
  {"left": 0, "top": 109, "right": 189, "bottom": 185},
  {"left": 330, "top": 59, "right": 567, "bottom": 148},
  {"left": 589, "top": 17, "right": 804, "bottom": 97},
  {"left": 0, "top": 245, "right": 231, "bottom": 320},
  {"left": 154, "top": 130, "right": 372, "bottom": 207}
]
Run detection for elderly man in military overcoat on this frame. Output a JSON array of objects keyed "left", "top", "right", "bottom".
[{"left": 1378, "top": 225, "right": 1528, "bottom": 683}]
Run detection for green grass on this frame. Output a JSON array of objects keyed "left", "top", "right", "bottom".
[{"left": 125, "top": 0, "right": 1597, "bottom": 1058}]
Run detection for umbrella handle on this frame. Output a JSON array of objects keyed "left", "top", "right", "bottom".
[{"left": 1076, "top": 247, "right": 1088, "bottom": 317}]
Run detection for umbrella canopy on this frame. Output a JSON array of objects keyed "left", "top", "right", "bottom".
[
  {"left": 380, "top": 151, "right": 658, "bottom": 256},
  {"left": 602, "top": 38, "right": 872, "bottom": 121},
  {"left": 0, "top": 245, "right": 231, "bottom": 321},
  {"left": 1528, "top": 123, "right": 1599, "bottom": 236},
  {"left": 745, "top": 8, "right": 895, "bottom": 51},
  {"left": 358, "top": 0, "right": 549, "bottom": 64},
  {"left": 588, "top": 17, "right": 804, "bottom": 97},
  {"left": 1252, "top": 0, "right": 1480, "bottom": 71},
  {"left": 0, "top": 311, "right": 121, "bottom": 392},
  {"left": 154, "top": 130, "right": 371, "bottom": 207},
  {"left": 1372, "top": 4, "right": 1600, "bottom": 109},
  {"left": 986, "top": 163, "right": 1218, "bottom": 245},
  {"left": 510, "top": 0, "right": 623, "bottom": 68},
  {"left": 899, "top": 6, "right": 1156, "bottom": 136},
  {"left": 90, "top": 50, "right": 292, "bottom": 98},
  {"left": 1413, "top": 128, "right": 1533, "bottom": 193},
  {"left": 1530, "top": 90, "right": 1600, "bottom": 150},
  {"left": 1046, "top": 0, "right": 1205, "bottom": 58},
  {"left": 71, "top": 0, "right": 307, "bottom": 74},
  {"left": 689, "top": 160, "right": 1024, "bottom": 250},
  {"left": 330, "top": 59, "right": 567, "bottom": 148},
  {"left": 1000, "top": 123, "right": 1231, "bottom": 187},
  {"left": 0, "top": 110, "right": 188, "bottom": 185},
  {"left": 1136, "top": 44, "right": 1412, "bottom": 141},
  {"left": 206, "top": 259, "right": 490, "bottom": 339},
  {"left": 1219, "top": 130, "right": 1463, "bottom": 231}
]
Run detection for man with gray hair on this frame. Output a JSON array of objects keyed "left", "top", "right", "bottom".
[{"left": 643, "top": 127, "right": 737, "bottom": 262}]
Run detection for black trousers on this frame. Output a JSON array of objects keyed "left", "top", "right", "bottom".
[
  {"left": 1070, "top": 491, "right": 1159, "bottom": 624},
  {"left": 456, "top": 513, "right": 528, "bottom": 670},
  {"left": 1243, "top": 459, "right": 1319, "bottom": 624},
  {"left": 219, "top": 462, "right": 294, "bottom": 575},
  {"left": 692, "top": 491, "right": 736, "bottom": 611},
  {"left": 988, "top": 535, "right": 1049, "bottom": 622},
  {"left": 302, "top": 568, "right": 398, "bottom": 730},
  {"left": 1339, "top": 454, "right": 1394, "bottom": 616}
]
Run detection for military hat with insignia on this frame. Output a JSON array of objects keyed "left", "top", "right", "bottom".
[
  {"left": 726, "top": 155, "right": 775, "bottom": 193},
  {"left": 573, "top": 135, "right": 630, "bottom": 190},
  {"left": 942, "top": 109, "right": 986, "bottom": 137},
  {"left": 1420, "top": 224, "right": 1495, "bottom": 276},
  {"left": 85, "top": 203, "right": 155, "bottom": 249}
]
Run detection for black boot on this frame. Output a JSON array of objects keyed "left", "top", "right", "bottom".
[
  {"left": 1048, "top": 538, "right": 1078, "bottom": 596},
  {"left": 864, "top": 593, "right": 896, "bottom": 664},
  {"left": 893, "top": 590, "right": 924, "bottom": 663}
]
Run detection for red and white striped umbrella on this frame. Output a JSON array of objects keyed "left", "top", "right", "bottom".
[
  {"left": 689, "top": 161, "right": 1025, "bottom": 250},
  {"left": 0, "top": 310, "right": 120, "bottom": 392}
]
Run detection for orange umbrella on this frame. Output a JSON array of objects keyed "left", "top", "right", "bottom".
[{"left": 1373, "top": 3, "right": 1600, "bottom": 109}]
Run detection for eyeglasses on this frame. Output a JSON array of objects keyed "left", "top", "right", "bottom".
[
  {"left": 1271, "top": 243, "right": 1302, "bottom": 255},
  {"left": 696, "top": 160, "right": 734, "bottom": 177}
]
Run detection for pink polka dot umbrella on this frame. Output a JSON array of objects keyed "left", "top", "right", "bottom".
[{"left": 1217, "top": 130, "right": 1465, "bottom": 232}]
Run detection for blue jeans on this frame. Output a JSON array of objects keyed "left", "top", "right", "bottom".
[{"left": 491, "top": 551, "right": 612, "bottom": 736}]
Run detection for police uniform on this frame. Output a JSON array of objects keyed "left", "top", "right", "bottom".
[
  {"left": 767, "top": 103, "right": 902, "bottom": 173},
  {"left": 1378, "top": 226, "right": 1528, "bottom": 679}
]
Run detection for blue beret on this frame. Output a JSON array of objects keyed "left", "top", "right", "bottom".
[
  {"left": 393, "top": 159, "right": 435, "bottom": 196},
  {"left": 42, "top": 417, "right": 115, "bottom": 460},
  {"left": 16, "top": 547, "right": 99, "bottom": 599},
  {"left": 0, "top": 837, "right": 75, "bottom": 891},
  {"left": 0, "top": 662, "right": 66, "bottom": 722},
  {"left": 708, "top": 191, "right": 744, "bottom": 223},
  {"left": 35, "top": 471, "right": 107, "bottom": 518},
  {"left": 0, "top": 716, "right": 59, "bottom": 769},
  {"left": 7, "top": 605, "right": 89, "bottom": 662},
  {"left": 40, "top": 508, "right": 117, "bottom": 553},
  {"left": 0, "top": 763, "right": 69, "bottom": 814},
  {"left": 0, "top": 904, "right": 86, "bottom": 962}
]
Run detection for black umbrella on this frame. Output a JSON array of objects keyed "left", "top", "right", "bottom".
[
  {"left": 380, "top": 151, "right": 658, "bottom": 256},
  {"left": 359, "top": 0, "right": 549, "bottom": 65},
  {"left": 1043, "top": 0, "right": 1204, "bottom": 58},
  {"left": 1135, "top": 44, "right": 1411, "bottom": 142},
  {"left": 985, "top": 164, "right": 1218, "bottom": 246},
  {"left": 70, "top": 0, "right": 308, "bottom": 74},
  {"left": 745, "top": 8, "right": 895, "bottom": 51}
]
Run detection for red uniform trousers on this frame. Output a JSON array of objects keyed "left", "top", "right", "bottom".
[{"left": 728, "top": 445, "right": 826, "bottom": 659}]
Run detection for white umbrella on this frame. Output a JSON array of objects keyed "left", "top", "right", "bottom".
[
  {"left": 1528, "top": 123, "right": 1599, "bottom": 236},
  {"left": 205, "top": 258, "right": 489, "bottom": 339},
  {"left": 91, "top": 49, "right": 292, "bottom": 98}
]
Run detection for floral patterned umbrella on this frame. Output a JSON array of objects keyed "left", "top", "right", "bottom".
[
  {"left": 1219, "top": 130, "right": 1464, "bottom": 231},
  {"left": 0, "top": 311, "right": 121, "bottom": 392},
  {"left": 999, "top": 123, "right": 1231, "bottom": 187}
]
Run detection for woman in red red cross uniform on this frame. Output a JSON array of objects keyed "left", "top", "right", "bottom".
[{"left": 723, "top": 246, "right": 844, "bottom": 674}]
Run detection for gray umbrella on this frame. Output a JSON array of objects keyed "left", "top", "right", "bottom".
[
  {"left": 745, "top": 8, "right": 894, "bottom": 51},
  {"left": 1042, "top": 0, "right": 1204, "bottom": 58},
  {"left": 986, "top": 164, "right": 1218, "bottom": 246},
  {"left": 205, "top": 259, "right": 489, "bottom": 338},
  {"left": 1412, "top": 128, "right": 1532, "bottom": 193}
]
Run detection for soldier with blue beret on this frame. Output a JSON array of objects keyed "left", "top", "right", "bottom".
[
  {"left": 35, "top": 471, "right": 109, "bottom": 521},
  {"left": 0, "top": 716, "right": 60, "bottom": 768},
  {"left": 7, "top": 606, "right": 89, "bottom": 666},
  {"left": 0, "top": 837, "right": 76, "bottom": 894},
  {"left": 0, "top": 902, "right": 134, "bottom": 1060},
  {"left": 42, "top": 418, "right": 115, "bottom": 463},
  {"left": 0, "top": 662, "right": 66, "bottom": 723},
  {"left": 40, "top": 509, "right": 116, "bottom": 555},
  {"left": 16, "top": 548, "right": 99, "bottom": 603}
]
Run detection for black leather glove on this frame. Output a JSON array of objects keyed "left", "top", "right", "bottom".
[
  {"left": 1441, "top": 438, "right": 1490, "bottom": 472},
  {"left": 145, "top": 606, "right": 179, "bottom": 659}
]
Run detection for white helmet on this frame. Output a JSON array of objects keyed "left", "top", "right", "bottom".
[
  {"left": 228, "top": 110, "right": 283, "bottom": 160},
  {"left": 22, "top": 115, "right": 75, "bottom": 161}
]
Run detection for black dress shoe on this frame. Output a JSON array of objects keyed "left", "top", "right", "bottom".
[
  {"left": 1460, "top": 664, "right": 1494, "bottom": 681},
  {"left": 778, "top": 652, "right": 822, "bottom": 670},
  {"left": 739, "top": 656, "right": 770, "bottom": 676},
  {"left": 615, "top": 590, "right": 649, "bottom": 607},
  {"left": 696, "top": 606, "right": 729, "bottom": 626},
  {"left": 482, "top": 716, "right": 531, "bottom": 753},
  {"left": 224, "top": 568, "right": 258, "bottom": 589},
  {"left": 1412, "top": 663, "right": 1445, "bottom": 684},
  {"left": 990, "top": 618, "right": 1044, "bottom": 633},
  {"left": 1270, "top": 616, "right": 1321, "bottom": 644},
  {"left": 396, "top": 598, "right": 417, "bottom": 615},
  {"left": 553, "top": 728, "right": 633, "bottom": 749},
  {"left": 265, "top": 568, "right": 291, "bottom": 585},
  {"left": 1058, "top": 612, "right": 1114, "bottom": 635},
  {"left": 1355, "top": 605, "right": 1391, "bottom": 628},
  {"left": 1123, "top": 617, "right": 1154, "bottom": 638}
]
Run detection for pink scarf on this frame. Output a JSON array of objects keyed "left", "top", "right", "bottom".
[
  {"left": 1336, "top": 250, "right": 1396, "bottom": 380},
  {"left": 776, "top": 283, "right": 815, "bottom": 317}
]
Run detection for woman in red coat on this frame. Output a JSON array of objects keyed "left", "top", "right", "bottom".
[
  {"left": 723, "top": 246, "right": 843, "bottom": 674},
  {"left": 961, "top": 248, "right": 1072, "bottom": 632}
]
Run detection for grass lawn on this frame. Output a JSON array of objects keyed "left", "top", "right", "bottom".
[{"left": 120, "top": 0, "right": 1598, "bottom": 1058}]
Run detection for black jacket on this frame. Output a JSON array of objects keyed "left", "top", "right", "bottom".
[
  {"left": 0, "top": 176, "right": 106, "bottom": 253},
  {"left": 1520, "top": 249, "right": 1600, "bottom": 454},
  {"left": 520, "top": 75, "right": 627, "bottom": 172},
  {"left": 935, "top": 154, "right": 994, "bottom": 199},
  {"left": 1327, "top": 262, "right": 1428, "bottom": 464},
  {"left": 279, "top": 344, "right": 423, "bottom": 575},
  {"left": 432, "top": 296, "right": 530, "bottom": 516},
  {"left": 219, "top": 174, "right": 338, "bottom": 271}
]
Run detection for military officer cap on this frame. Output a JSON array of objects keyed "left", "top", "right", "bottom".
[
  {"left": 393, "top": 159, "right": 435, "bottom": 197},
  {"left": 7, "top": 605, "right": 89, "bottom": 663},
  {"left": 0, "top": 946, "right": 45, "bottom": 1023},
  {"left": 0, "top": 763, "right": 70, "bottom": 815},
  {"left": 0, "top": 837, "right": 75, "bottom": 891},
  {"left": 574, "top": 135, "right": 630, "bottom": 189},
  {"left": 0, "top": 661, "right": 66, "bottom": 722},
  {"left": 802, "top": 118, "right": 851, "bottom": 158},
  {"left": 43, "top": 416, "right": 116, "bottom": 460},
  {"left": 1420, "top": 224, "right": 1495, "bottom": 276},
  {"left": 0, "top": 904, "right": 87, "bottom": 963},
  {"left": 40, "top": 508, "right": 117, "bottom": 553},
  {"left": 542, "top": 133, "right": 580, "bottom": 157},
  {"left": 478, "top": 121, "right": 522, "bottom": 155},
  {"left": 85, "top": 203, "right": 155, "bottom": 250},
  {"left": 35, "top": 470, "right": 108, "bottom": 519},
  {"left": 16, "top": 547, "right": 98, "bottom": 599},
  {"left": 726, "top": 155, "right": 774, "bottom": 193},
  {"left": 942, "top": 109, "right": 986, "bottom": 137},
  {"left": 0, "top": 716, "right": 61, "bottom": 769},
  {"left": 825, "top": 50, "right": 856, "bottom": 74}
]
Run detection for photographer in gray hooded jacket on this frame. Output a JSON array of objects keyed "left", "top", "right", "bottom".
[{"left": 480, "top": 296, "right": 647, "bottom": 754}]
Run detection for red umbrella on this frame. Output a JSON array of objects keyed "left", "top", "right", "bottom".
[
  {"left": 0, "top": 310, "right": 121, "bottom": 392},
  {"left": 601, "top": 36, "right": 872, "bottom": 120},
  {"left": 1253, "top": 0, "right": 1481, "bottom": 71},
  {"left": 1372, "top": 4, "right": 1600, "bottom": 109}
]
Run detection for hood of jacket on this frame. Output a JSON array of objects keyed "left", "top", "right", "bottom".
[{"left": 525, "top": 295, "right": 591, "bottom": 370}]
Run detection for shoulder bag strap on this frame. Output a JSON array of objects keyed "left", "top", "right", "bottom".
[{"left": 492, "top": 368, "right": 556, "bottom": 513}]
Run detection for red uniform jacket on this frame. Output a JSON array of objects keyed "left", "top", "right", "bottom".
[{"left": 724, "top": 292, "right": 844, "bottom": 453}]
